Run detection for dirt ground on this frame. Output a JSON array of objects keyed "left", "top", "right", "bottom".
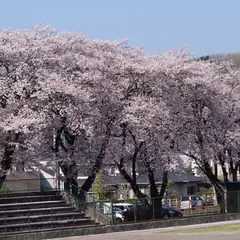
[
  {"left": 51, "top": 232, "right": 240, "bottom": 240},
  {"left": 50, "top": 220, "right": 240, "bottom": 240}
]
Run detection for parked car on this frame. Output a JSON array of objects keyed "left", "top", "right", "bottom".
[
  {"left": 112, "top": 206, "right": 124, "bottom": 214},
  {"left": 112, "top": 207, "right": 125, "bottom": 223},
  {"left": 96, "top": 204, "right": 125, "bottom": 223},
  {"left": 156, "top": 204, "right": 183, "bottom": 219},
  {"left": 180, "top": 195, "right": 205, "bottom": 209},
  {"left": 123, "top": 204, "right": 182, "bottom": 221},
  {"left": 113, "top": 203, "right": 134, "bottom": 212}
]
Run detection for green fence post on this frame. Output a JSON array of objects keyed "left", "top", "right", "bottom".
[
  {"left": 134, "top": 198, "right": 137, "bottom": 222},
  {"left": 111, "top": 200, "right": 114, "bottom": 225},
  {"left": 152, "top": 197, "right": 155, "bottom": 220},
  {"left": 93, "top": 199, "right": 96, "bottom": 221},
  {"left": 238, "top": 191, "right": 240, "bottom": 213},
  {"left": 224, "top": 189, "right": 227, "bottom": 213}
]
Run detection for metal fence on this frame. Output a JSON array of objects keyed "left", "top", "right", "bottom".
[
  {"left": 95, "top": 196, "right": 221, "bottom": 223},
  {"left": 225, "top": 190, "right": 240, "bottom": 213},
  {"left": 0, "top": 178, "right": 113, "bottom": 233},
  {"left": 0, "top": 178, "right": 231, "bottom": 227}
]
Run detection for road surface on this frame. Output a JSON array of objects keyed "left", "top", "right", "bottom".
[{"left": 50, "top": 220, "right": 240, "bottom": 240}]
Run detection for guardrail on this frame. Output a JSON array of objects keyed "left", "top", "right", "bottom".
[
  {"left": 61, "top": 184, "right": 113, "bottom": 225},
  {"left": 0, "top": 178, "right": 223, "bottom": 226},
  {"left": 181, "top": 205, "right": 221, "bottom": 216}
]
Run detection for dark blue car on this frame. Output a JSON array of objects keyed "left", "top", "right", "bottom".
[
  {"left": 155, "top": 204, "right": 183, "bottom": 219},
  {"left": 123, "top": 204, "right": 182, "bottom": 221}
]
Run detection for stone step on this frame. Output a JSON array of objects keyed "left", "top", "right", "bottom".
[
  {"left": 0, "top": 190, "right": 97, "bottom": 235},
  {"left": 0, "top": 212, "right": 87, "bottom": 225},
  {"left": 0, "top": 223, "right": 100, "bottom": 236},
  {"left": 0, "top": 200, "right": 67, "bottom": 211},
  {"left": 0, "top": 206, "right": 78, "bottom": 218},
  {"left": 0, "top": 218, "right": 95, "bottom": 233},
  {"left": 0, "top": 195, "right": 62, "bottom": 204},
  {"left": 0, "top": 191, "right": 58, "bottom": 198}
]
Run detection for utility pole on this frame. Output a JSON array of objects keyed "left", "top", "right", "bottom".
[{"left": 53, "top": 129, "right": 61, "bottom": 191}]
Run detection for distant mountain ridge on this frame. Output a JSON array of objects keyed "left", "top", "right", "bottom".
[{"left": 210, "top": 53, "right": 240, "bottom": 67}]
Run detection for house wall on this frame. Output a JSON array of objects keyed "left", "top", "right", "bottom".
[
  {"left": 3, "top": 171, "right": 41, "bottom": 193},
  {"left": 168, "top": 182, "right": 198, "bottom": 197},
  {"left": 202, "top": 159, "right": 240, "bottom": 182},
  {"left": 126, "top": 182, "right": 199, "bottom": 200},
  {"left": 2, "top": 170, "right": 64, "bottom": 193},
  {"left": 40, "top": 170, "right": 64, "bottom": 191}
]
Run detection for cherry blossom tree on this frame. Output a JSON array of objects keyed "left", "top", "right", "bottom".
[
  {"left": 0, "top": 27, "right": 49, "bottom": 185},
  {"left": 3, "top": 26, "right": 240, "bottom": 214},
  {"left": 105, "top": 68, "right": 183, "bottom": 207},
  {"left": 156, "top": 50, "right": 240, "bottom": 211},
  {"left": 0, "top": 26, "right": 160, "bottom": 195}
]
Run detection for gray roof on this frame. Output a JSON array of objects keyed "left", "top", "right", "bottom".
[
  {"left": 78, "top": 172, "right": 201, "bottom": 186},
  {"left": 6, "top": 171, "right": 41, "bottom": 180}
]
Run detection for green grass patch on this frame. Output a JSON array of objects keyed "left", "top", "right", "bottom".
[
  {"left": 155, "top": 224, "right": 240, "bottom": 234},
  {"left": 0, "top": 186, "right": 10, "bottom": 194}
]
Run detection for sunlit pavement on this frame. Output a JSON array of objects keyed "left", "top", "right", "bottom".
[{"left": 50, "top": 220, "right": 240, "bottom": 240}]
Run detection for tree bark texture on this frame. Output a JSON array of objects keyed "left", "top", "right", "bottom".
[{"left": 0, "top": 132, "right": 20, "bottom": 188}]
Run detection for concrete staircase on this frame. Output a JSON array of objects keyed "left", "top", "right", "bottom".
[{"left": 0, "top": 191, "right": 97, "bottom": 234}]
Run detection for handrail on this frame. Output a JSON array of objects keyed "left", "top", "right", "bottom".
[{"left": 61, "top": 180, "right": 113, "bottom": 225}]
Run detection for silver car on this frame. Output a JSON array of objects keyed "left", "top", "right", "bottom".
[{"left": 180, "top": 195, "right": 205, "bottom": 209}]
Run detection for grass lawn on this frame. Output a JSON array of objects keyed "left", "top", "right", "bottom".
[{"left": 155, "top": 223, "right": 240, "bottom": 234}]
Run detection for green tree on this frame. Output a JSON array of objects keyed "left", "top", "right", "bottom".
[
  {"left": 194, "top": 55, "right": 210, "bottom": 61},
  {"left": 93, "top": 174, "right": 113, "bottom": 200}
]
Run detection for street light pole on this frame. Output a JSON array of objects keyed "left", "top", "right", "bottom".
[{"left": 53, "top": 129, "right": 60, "bottom": 191}]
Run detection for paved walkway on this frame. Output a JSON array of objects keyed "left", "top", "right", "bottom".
[{"left": 50, "top": 220, "right": 240, "bottom": 240}]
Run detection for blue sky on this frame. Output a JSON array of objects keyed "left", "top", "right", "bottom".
[{"left": 0, "top": 1, "right": 239, "bottom": 56}]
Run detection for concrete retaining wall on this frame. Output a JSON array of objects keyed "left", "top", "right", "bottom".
[
  {"left": 61, "top": 191, "right": 80, "bottom": 210},
  {"left": 2, "top": 213, "right": 240, "bottom": 240},
  {"left": 85, "top": 205, "right": 111, "bottom": 225},
  {"left": 61, "top": 191, "right": 111, "bottom": 225}
]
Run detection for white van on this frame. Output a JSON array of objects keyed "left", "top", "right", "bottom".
[
  {"left": 180, "top": 195, "right": 205, "bottom": 209},
  {"left": 113, "top": 203, "right": 134, "bottom": 212}
]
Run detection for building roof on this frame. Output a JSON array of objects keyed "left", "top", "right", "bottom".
[
  {"left": 77, "top": 172, "right": 201, "bottom": 186},
  {"left": 6, "top": 171, "right": 41, "bottom": 180}
]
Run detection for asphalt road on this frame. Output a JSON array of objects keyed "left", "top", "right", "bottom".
[{"left": 50, "top": 220, "right": 240, "bottom": 240}]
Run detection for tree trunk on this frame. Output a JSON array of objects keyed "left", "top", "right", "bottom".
[
  {"left": 60, "top": 160, "right": 78, "bottom": 196},
  {"left": 145, "top": 160, "right": 161, "bottom": 209},
  {"left": 53, "top": 124, "right": 79, "bottom": 195},
  {"left": 214, "top": 163, "right": 218, "bottom": 177},
  {"left": 157, "top": 170, "right": 168, "bottom": 205},
  {"left": 80, "top": 126, "right": 112, "bottom": 196},
  {"left": 0, "top": 132, "right": 20, "bottom": 188},
  {"left": 16, "top": 161, "right": 25, "bottom": 171},
  {"left": 228, "top": 149, "right": 239, "bottom": 182},
  {"left": 118, "top": 165, "right": 147, "bottom": 201},
  {"left": 143, "top": 147, "right": 168, "bottom": 209},
  {"left": 221, "top": 166, "right": 229, "bottom": 182},
  {"left": 116, "top": 124, "right": 149, "bottom": 205},
  {"left": 217, "top": 153, "right": 229, "bottom": 182},
  {"left": 150, "top": 170, "right": 168, "bottom": 210},
  {"left": 184, "top": 152, "right": 225, "bottom": 212},
  {"left": 148, "top": 170, "right": 159, "bottom": 199},
  {"left": 213, "top": 184, "right": 225, "bottom": 213},
  {"left": 231, "top": 167, "right": 238, "bottom": 182},
  {"left": 203, "top": 163, "right": 225, "bottom": 213}
]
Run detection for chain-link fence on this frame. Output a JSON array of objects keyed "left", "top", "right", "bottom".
[
  {"left": 0, "top": 178, "right": 234, "bottom": 226},
  {"left": 109, "top": 196, "right": 221, "bottom": 223}
]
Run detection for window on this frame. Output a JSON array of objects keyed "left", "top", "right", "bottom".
[
  {"left": 187, "top": 186, "right": 197, "bottom": 195},
  {"left": 110, "top": 167, "right": 115, "bottom": 175}
]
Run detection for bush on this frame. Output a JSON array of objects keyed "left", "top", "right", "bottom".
[{"left": 0, "top": 186, "right": 9, "bottom": 194}]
